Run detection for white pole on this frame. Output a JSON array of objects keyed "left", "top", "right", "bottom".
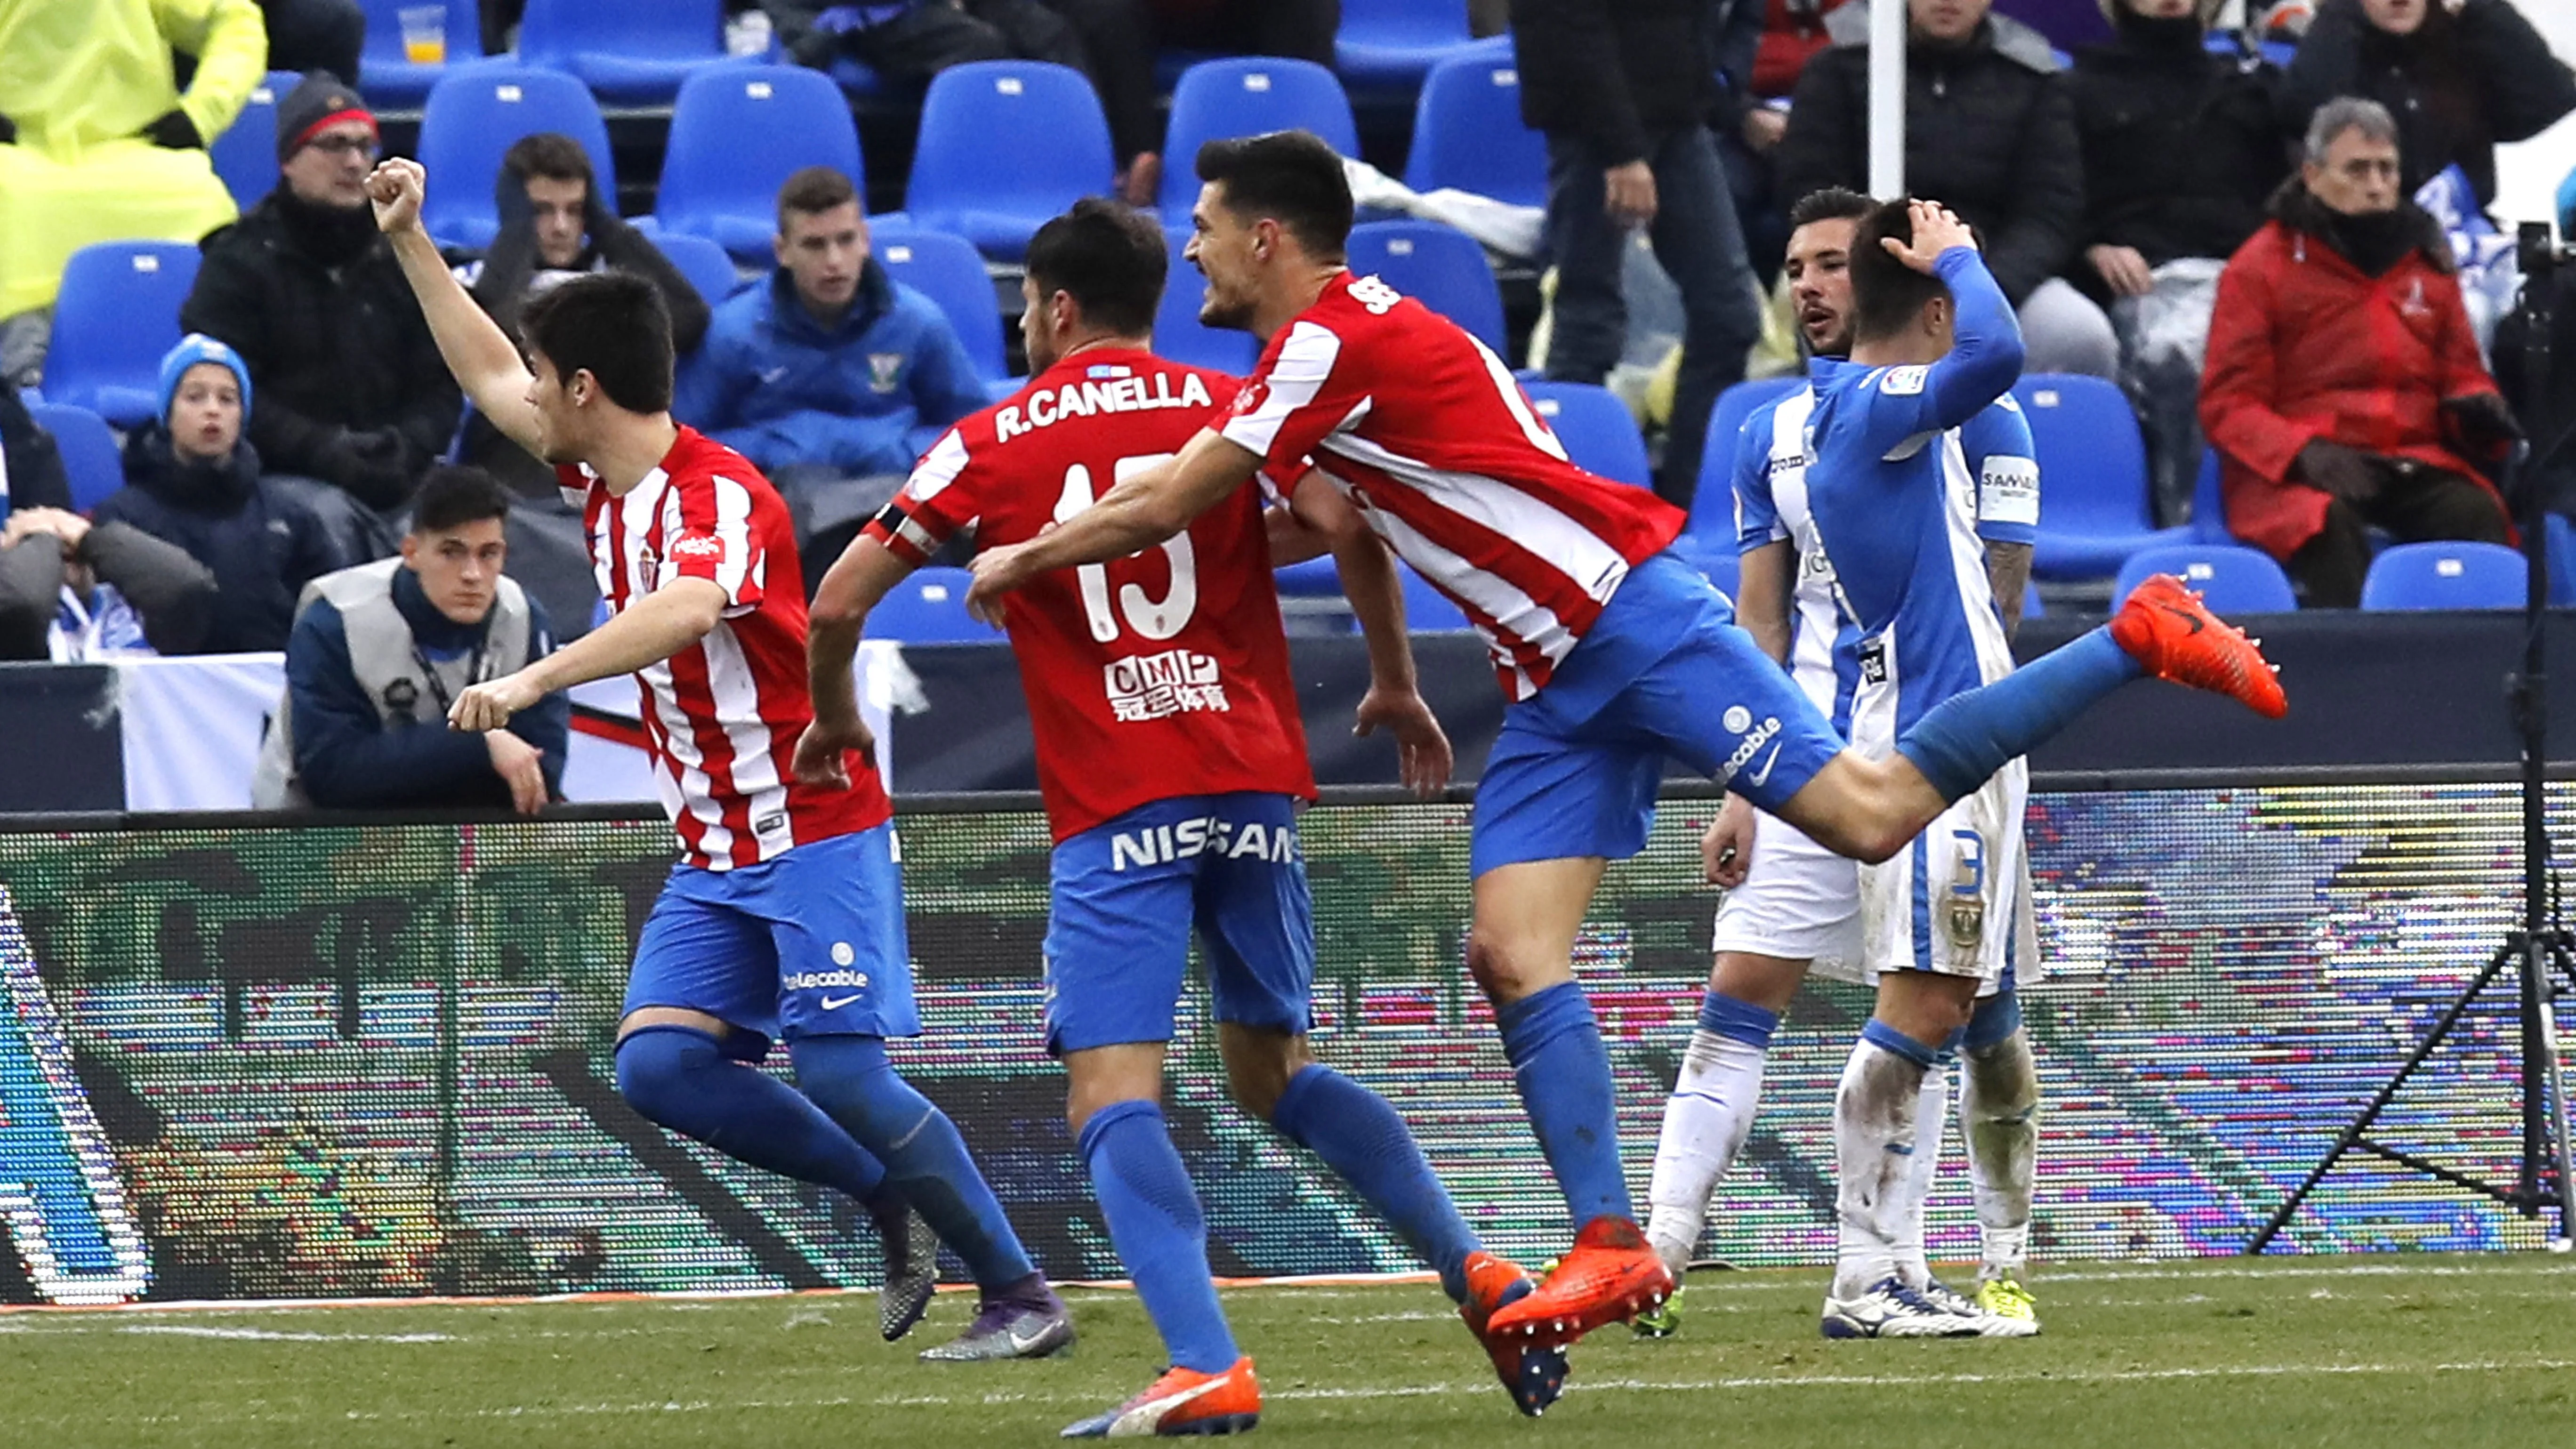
[{"left": 1868, "top": 0, "right": 1906, "bottom": 199}]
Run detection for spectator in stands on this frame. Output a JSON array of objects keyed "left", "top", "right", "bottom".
[
  {"left": 1779, "top": 0, "right": 2114, "bottom": 378},
  {"left": 93, "top": 333, "right": 345, "bottom": 652},
  {"left": 773, "top": 0, "right": 1091, "bottom": 98},
  {"left": 2278, "top": 0, "right": 2574, "bottom": 208},
  {"left": 2, "top": 377, "right": 72, "bottom": 512},
  {"left": 1512, "top": 0, "right": 1765, "bottom": 507},
  {"left": 0, "top": 504, "right": 216, "bottom": 660},
  {"left": 2201, "top": 97, "right": 2516, "bottom": 608},
  {"left": 1755, "top": 0, "right": 1853, "bottom": 99},
  {"left": 673, "top": 167, "right": 987, "bottom": 579},
  {"left": 253, "top": 466, "right": 567, "bottom": 813},
  {"left": 1045, "top": 0, "right": 1343, "bottom": 204},
  {"left": 258, "top": 0, "right": 364, "bottom": 85},
  {"left": 181, "top": 72, "right": 463, "bottom": 562},
  {"left": 0, "top": 0, "right": 262, "bottom": 363},
  {"left": 2068, "top": 0, "right": 2291, "bottom": 520}
]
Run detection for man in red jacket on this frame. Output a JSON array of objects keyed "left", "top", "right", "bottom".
[{"left": 2200, "top": 95, "right": 2518, "bottom": 608}]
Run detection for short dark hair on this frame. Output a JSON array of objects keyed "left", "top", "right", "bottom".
[
  {"left": 776, "top": 165, "right": 858, "bottom": 232},
  {"left": 1849, "top": 198, "right": 1954, "bottom": 344},
  {"left": 1787, "top": 186, "right": 1875, "bottom": 230},
  {"left": 518, "top": 272, "right": 675, "bottom": 414},
  {"left": 410, "top": 466, "right": 512, "bottom": 534},
  {"left": 1024, "top": 198, "right": 1168, "bottom": 339},
  {"left": 1194, "top": 130, "right": 1352, "bottom": 260},
  {"left": 502, "top": 131, "right": 594, "bottom": 191}
]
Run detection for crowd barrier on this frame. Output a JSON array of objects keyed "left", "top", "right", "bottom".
[{"left": 1, "top": 773, "right": 2568, "bottom": 1307}]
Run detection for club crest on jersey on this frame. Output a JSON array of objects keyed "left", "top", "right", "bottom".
[
  {"left": 995, "top": 370, "right": 1216, "bottom": 443},
  {"left": 1879, "top": 365, "right": 1929, "bottom": 395},
  {"left": 1105, "top": 648, "right": 1229, "bottom": 722},
  {"left": 868, "top": 354, "right": 905, "bottom": 393}
]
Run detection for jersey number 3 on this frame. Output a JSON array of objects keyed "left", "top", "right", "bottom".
[{"left": 1056, "top": 454, "right": 1197, "bottom": 644}]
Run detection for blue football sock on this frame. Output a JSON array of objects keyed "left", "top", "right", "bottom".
[
  {"left": 1895, "top": 628, "right": 2142, "bottom": 802},
  {"left": 1272, "top": 1064, "right": 1481, "bottom": 1303},
  {"left": 1862, "top": 1016, "right": 1946, "bottom": 1066},
  {"left": 613, "top": 1025, "right": 890, "bottom": 1205},
  {"left": 790, "top": 1035, "right": 1036, "bottom": 1293},
  {"left": 1964, "top": 986, "right": 2023, "bottom": 1054},
  {"left": 1079, "top": 1099, "right": 1240, "bottom": 1373},
  {"left": 1697, "top": 989, "right": 1780, "bottom": 1047},
  {"left": 1495, "top": 982, "right": 1634, "bottom": 1231}
]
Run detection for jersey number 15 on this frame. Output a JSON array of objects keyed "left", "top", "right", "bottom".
[{"left": 1055, "top": 454, "right": 1197, "bottom": 644}]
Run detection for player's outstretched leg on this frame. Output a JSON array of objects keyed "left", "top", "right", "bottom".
[
  {"left": 1641, "top": 983, "right": 1786, "bottom": 1337},
  {"left": 613, "top": 1023, "right": 940, "bottom": 1340},
  {"left": 1961, "top": 990, "right": 2042, "bottom": 1332},
  {"left": 790, "top": 1035, "right": 1073, "bottom": 1360}
]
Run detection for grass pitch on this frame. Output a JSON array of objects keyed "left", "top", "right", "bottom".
[{"left": 6, "top": 1255, "right": 2572, "bottom": 1448}]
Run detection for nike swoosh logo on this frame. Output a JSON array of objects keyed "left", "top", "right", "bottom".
[
  {"left": 820, "top": 993, "right": 862, "bottom": 1011},
  {"left": 1006, "top": 1320, "right": 1058, "bottom": 1353},
  {"left": 2157, "top": 603, "right": 2205, "bottom": 635},
  {"left": 758, "top": 367, "right": 788, "bottom": 384},
  {"left": 1746, "top": 743, "right": 1783, "bottom": 789}
]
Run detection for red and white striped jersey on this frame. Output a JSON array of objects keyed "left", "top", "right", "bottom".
[
  {"left": 1219, "top": 272, "right": 1684, "bottom": 700},
  {"left": 560, "top": 426, "right": 889, "bottom": 870}
]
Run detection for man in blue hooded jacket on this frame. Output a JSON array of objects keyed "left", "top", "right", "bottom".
[{"left": 673, "top": 166, "right": 988, "bottom": 581}]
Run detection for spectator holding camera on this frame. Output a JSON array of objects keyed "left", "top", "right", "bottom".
[
  {"left": 93, "top": 333, "right": 345, "bottom": 652},
  {"left": 180, "top": 73, "right": 463, "bottom": 561},
  {"left": 0, "top": 504, "right": 216, "bottom": 660},
  {"left": 2200, "top": 97, "right": 2517, "bottom": 608},
  {"left": 253, "top": 466, "right": 566, "bottom": 813}
]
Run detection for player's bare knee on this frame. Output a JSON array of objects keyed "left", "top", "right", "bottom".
[{"left": 1464, "top": 930, "right": 1530, "bottom": 1004}]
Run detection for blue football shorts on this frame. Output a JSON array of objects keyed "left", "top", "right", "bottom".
[
  {"left": 1472, "top": 549, "right": 1848, "bottom": 878},
  {"left": 1043, "top": 792, "right": 1315, "bottom": 1055},
  {"left": 624, "top": 822, "right": 920, "bottom": 1060}
]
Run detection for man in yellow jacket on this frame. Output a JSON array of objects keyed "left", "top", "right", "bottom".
[{"left": 0, "top": 0, "right": 267, "bottom": 324}]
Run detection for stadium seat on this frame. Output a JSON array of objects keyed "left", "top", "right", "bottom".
[
  {"left": 210, "top": 72, "right": 298, "bottom": 213},
  {"left": 869, "top": 227, "right": 1010, "bottom": 385},
  {"left": 651, "top": 232, "right": 747, "bottom": 316},
  {"left": 355, "top": 0, "right": 484, "bottom": 109},
  {"left": 654, "top": 66, "right": 863, "bottom": 264},
  {"left": 1158, "top": 58, "right": 1359, "bottom": 213},
  {"left": 864, "top": 566, "right": 987, "bottom": 643},
  {"left": 28, "top": 403, "right": 124, "bottom": 513},
  {"left": 1401, "top": 565, "right": 1472, "bottom": 631},
  {"left": 515, "top": 0, "right": 733, "bottom": 105},
  {"left": 1154, "top": 230, "right": 1260, "bottom": 374},
  {"left": 2015, "top": 373, "right": 2191, "bottom": 580},
  {"left": 1345, "top": 221, "right": 1505, "bottom": 354},
  {"left": 1402, "top": 54, "right": 1546, "bottom": 210},
  {"left": 2112, "top": 543, "right": 2298, "bottom": 615},
  {"left": 2360, "top": 540, "right": 2528, "bottom": 611},
  {"left": 1521, "top": 380, "right": 1649, "bottom": 488},
  {"left": 417, "top": 66, "right": 616, "bottom": 250},
  {"left": 2548, "top": 514, "right": 2576, "bottom": 606},
  {"left": 1335, "top": 0, "right": 1493, "bottom": 91},
  {"left": 905, "top": 62, "right": 1115, "bottom": 262},
  {"left": 2189, "top": 446, "right": 2231, "bottom": 543},
  {"left": 42, "top": 243, "right": 200, "bottom": 427},
  {"left": 1684, "top": 375, "right": 1803, "bottom": 552}
]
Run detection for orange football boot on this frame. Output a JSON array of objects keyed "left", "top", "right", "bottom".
[
  {"left": 1060, "top": 1356, "right": 1261, "bottom": 1438},
  {"left": 1458, "top": 1250, "right": 1570, "bottom": 1416},
  {"left": 2109, "top": 572, "right": 2287, "bottom": 719},
  {"left": 1483, "top": 1217, "right": 1675, "bottom": 1350}
]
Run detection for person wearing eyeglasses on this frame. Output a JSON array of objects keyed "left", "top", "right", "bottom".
[{"left": 179, "top": 72, "right": 464, "bottom": 564}]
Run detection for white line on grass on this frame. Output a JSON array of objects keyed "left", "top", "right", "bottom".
[{"left": 119, "top": 1326, "right": 455, "bottom": 1343}]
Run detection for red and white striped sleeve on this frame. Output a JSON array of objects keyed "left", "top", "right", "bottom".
[
  {"left": 1219, "top": 319, "right": 1364, "bottom": 489},
  {"left": 662, "top": 471, "right": 764, "bottom": 612},
  {"left": 863, "top": 426, "right": 979, "bottom": 567}
]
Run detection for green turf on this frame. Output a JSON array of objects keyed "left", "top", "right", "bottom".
[{"left": 6, "top": 1255, "right": 2573, "bottom": 1448}]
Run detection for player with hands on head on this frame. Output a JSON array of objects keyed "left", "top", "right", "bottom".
[
  {"left": 363, "top": 155, "right": 1072, "bottom": 1359},
  {"left": 964, "top": 132, "right": 2283, "bottom": 1354},
  {"left": 800, "top": 197, "right": 1561, "bottom": 1434}
]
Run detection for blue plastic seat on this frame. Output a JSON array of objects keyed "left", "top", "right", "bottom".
[
  {"left": 2015, "top": 373, "right": 2191, "bottom": 580},
  {"left": 209, "top": 71, "right": 298, "bottom": 212},
  {"left": 28, "top": 403, "right": 125, "bottom": 513},
  {"left": 1154, "top": 230, "right": 1260, "bottom": 374},
  {"left": 869, "top": 227, "right": 1009, "bottom": 385},
  {"left": 355, "top": 0, "right": 484, "bottom": 109},
  {"left": 905, "top": 62, "right": 1115, "bottom": 262},
  {"left": 655, "top": 65, "right": 863, "bottom": 264},
  {"left": 650, "top": 232, "right": 747, "bottom": 321},
  {"left": 1401, "top": 565, "right": 1472, "bottom": 631},
  {"left": 42, "top": 243, "right": 201, "bottom": 427},
  {"left": 2548, "top": 514, "right": 2576, "bottom": 606},
  {"left": 1521, "top": 380, "right": 1648, "bottom": 488},
  {"left": 516, "top": 0, "right": 733, "bottom": 105},
  {"left": 418, "top": 66, "right": 617, "bottom": 250},
  {"left": 2113, "top": 543, "right": 2298, "bottom": 615},
  {"left": 864, "top": 566, "right": 988, "bottom": 643},
  {"left": 2360, "top": 540, "right": 2528, "bottom": 611},
  {"left": 2188, "top": 445, "right": 2230, "bottom": 543},
  {"left": 1684, "top": 375, "right": 1803, "bottom": 553},
  {"left": 1159, "top": 58, "right": 1358, "bottom": 213},
  {"left": 1402, "top": 54, "right": 1546, "bottom": 209},
  {"left": 1335, "top": 0, "right": 1494, "bottom": 90},
  {"left": 1345, "top": 221, "right": 1504, "bottom": 353}
]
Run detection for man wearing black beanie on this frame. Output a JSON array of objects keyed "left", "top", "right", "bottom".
[{"left": 178, "top": 72, "right": 463, "bottom": 562}]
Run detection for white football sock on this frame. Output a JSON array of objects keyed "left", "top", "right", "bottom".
[
  {"left": 1646, "top": 1026, "right": 1771, "bottom": 1277},
  {"left": 1891, "top": 1056, "right": 1951, "bottom": 1290},
  {"left": 1963, "top": 1028, "right": 2040, "bottom": 1279},
  {"left": 1832, "top": 1035, "right": 1929, "bottom": 1301}
]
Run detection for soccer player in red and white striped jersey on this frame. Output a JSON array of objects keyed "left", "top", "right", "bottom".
[
  {"left": 366, "top": 157, "right": 1069, "bottom": 1357},
  {"left": 964, "top": 135, "right": 2285, "bottom": 1352}
]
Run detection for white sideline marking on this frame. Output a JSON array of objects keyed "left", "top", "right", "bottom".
[{"left": 121, "top": 1325, "right": 455, "bottom": 1343}]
